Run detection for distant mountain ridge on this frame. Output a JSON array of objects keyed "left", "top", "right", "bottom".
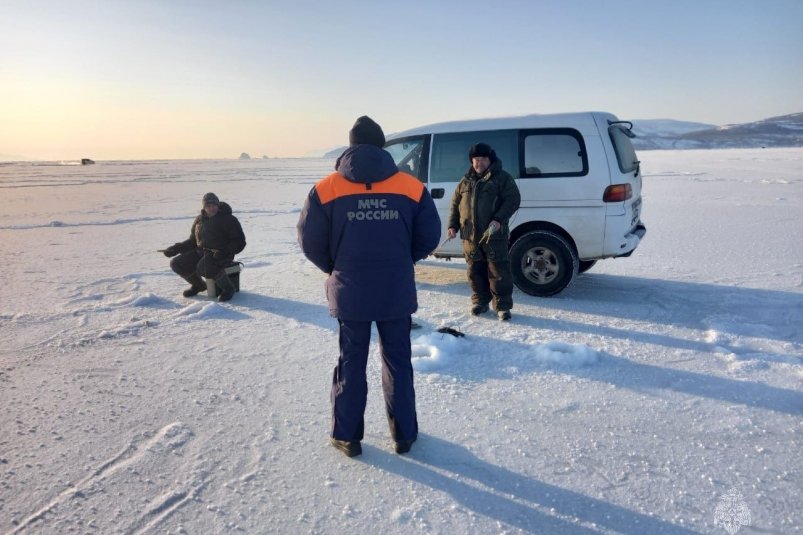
[
  {"left": 323, "top": 146, "right": 348, "bottom": 158},
  {"left": 633, "top": 112, "right": 803, "bottom": 150},
  {"left": 319, "top": 113, "right": 803, "bottom": 157}
]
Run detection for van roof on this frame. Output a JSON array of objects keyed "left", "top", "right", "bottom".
[{"left": 387, "top": 111, "right": 616, "bottom": 139}]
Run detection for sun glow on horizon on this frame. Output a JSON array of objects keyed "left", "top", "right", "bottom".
[{"left": 2, "top": 1, "right": 801, "bottom": 161}]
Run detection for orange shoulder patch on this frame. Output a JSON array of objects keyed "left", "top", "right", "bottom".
[
  {"left": 388, "top": 172, "right": 426, "bottom": 202},
  {"left": 315, "top": 172, "right": 424, "bottom": 204},
  {"left": 314, "top": 172, "right": 344, "bottom": 205}
]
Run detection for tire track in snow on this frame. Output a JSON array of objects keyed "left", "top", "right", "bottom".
[
  {"left": 10, "top": 422, "right": 194, "bottom": 533},
  {"left": 126, "top": 479, "right": 210, "bottom": 535}
]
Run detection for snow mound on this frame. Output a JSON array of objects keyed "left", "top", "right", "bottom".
[
  {"left": 411, "top": 331, "right": 467, "bottom": 372},
  {"left": 97, "top": 319, "right": 157, "bottom": 340},
  {"left": 174, "top": 301, "right": 226, "bottom": 320},
  {"left": 111, "top": 292, "right": 170, "bottom": 307},
  {"left": 532, "top": 342, "right": 599, "bottom": 367}
]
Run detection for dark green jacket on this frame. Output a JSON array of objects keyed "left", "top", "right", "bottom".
[
  {"left": 448, "top": 159, "right": 521, "bottom": 243},
  {"left": 173, "top": 202, "right": 246, "bottom": 260}
]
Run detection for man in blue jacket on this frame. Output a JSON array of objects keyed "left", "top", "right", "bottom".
[{"left": 297, "top": 116, "right": 441, "bottom": 457}]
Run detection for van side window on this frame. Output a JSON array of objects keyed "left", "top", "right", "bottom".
[
  {"left": 430, "top": 130, "right": 518, "bottom": 183},
  {"left": 520, "top": 129, "right": 588, "bottom": 178},
  {"left": 384, "top": 136, "right": 428, "bottom": 182}
]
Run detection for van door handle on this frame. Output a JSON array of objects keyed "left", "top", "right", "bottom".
[{"left": 431, "top": 188, "right": 445, "bottom": 199}]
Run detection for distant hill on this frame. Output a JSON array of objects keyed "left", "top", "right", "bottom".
[
  {"left": 631, "top": 119, "right": 717, "bottom": 149},
  {"left": 633, "top": 113, "right": 803, "bottom": 150},
  {"left": 307, "top": 113, "right": 803, "bottom": 157},
  {"left": 323, "top": 146, "right": 347, "bottom": 158}
]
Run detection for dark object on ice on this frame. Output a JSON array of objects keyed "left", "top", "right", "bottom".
[
  {"left": 81, "top": 158, "right": 94, "bottom": 165},
  {"left": 394, "top": 436, "right": 416, "bottom": 454},
  {"left": 436, "top": 326, "right": 465, "bottom": 338},
  {"left": 330, "top": 438, "right": 362, "bottom": 457},
  {"left": 239, "top": 152, "right": 251, "bottom": 160}
]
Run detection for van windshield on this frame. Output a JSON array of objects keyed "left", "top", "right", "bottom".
[
  {"left": 609, "top": 125, "right": 640, "bottom": 174},
  {"left": 384, "top": 137, "right": 427, "bottom": 182}
]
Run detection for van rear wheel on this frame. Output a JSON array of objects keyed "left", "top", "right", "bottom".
[{"left": 509, "top": 231, "right": 578, "bottom": 297}]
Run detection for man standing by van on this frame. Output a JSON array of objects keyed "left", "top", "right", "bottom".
[
  {"left": 447, "top": 143, "right": 521, "bottom": 320},
  {"left": 297, "top": 116, "right": 441, "bottom": 457}
]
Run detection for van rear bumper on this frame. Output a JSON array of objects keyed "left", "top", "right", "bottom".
[{"left": 614, "top": 223, "right": 646, "bottom": 258}]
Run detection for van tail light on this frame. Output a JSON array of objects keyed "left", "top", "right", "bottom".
[{"left": 603, "top": 183, "right": 632, "bottom": 202}]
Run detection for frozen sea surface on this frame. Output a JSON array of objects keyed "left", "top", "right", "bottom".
[{"left": 1, "top": 149, "right": 801, "bottom": 534}]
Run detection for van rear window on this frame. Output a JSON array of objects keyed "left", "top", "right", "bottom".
[
  {"left": 609, "top": 125, "right": 639, "bottom": 174},
  {"left": 521, "top": 129, "right": 587, "bottom": 177}
]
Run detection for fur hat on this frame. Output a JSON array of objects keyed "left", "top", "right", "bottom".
[
  {"left": 202, "top": 192, "right": 220, "bottom": 206},
  {"left": 468, "top": 143, "right": 496, "bottom": 161},
  {"left": 349, "top": 116, "right": 386, "bottom": 148}
]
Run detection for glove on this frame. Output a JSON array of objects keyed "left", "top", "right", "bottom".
[
  {"left": 163, "top": 246, "right": 178, "bottom": 258},
  {"left": 488, "top": 220, "right": 502, "bottom": 234}
]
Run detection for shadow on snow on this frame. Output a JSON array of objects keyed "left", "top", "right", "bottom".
[
  {"left": 233, "top": 291, "right": 337, "bottom": 332},
  {"left": 418, "top": 264, "right": 802, "bottom": 346},
  {"left": 425, "top": 332, "right": 802, "bottom": 416},
  {"left": 365, "top": 434, "right": 701, "bottom": 535}
]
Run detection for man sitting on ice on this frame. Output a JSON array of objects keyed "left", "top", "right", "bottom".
[{"left": 162, "top": 192, "right": 246, "bottom": 302}]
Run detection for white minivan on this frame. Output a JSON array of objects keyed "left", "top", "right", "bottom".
[{"left": 384, "top": 112, "right": 646, "bottom": 296}]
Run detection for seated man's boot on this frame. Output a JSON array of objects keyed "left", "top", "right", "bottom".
[
  {"left": 215, "top": 272, "right": 236, "bottom": 302},
  {"left": 470, "top": 303, "right": 489, "bottom": 315},
  {"left": 182, "top": 273, "right": 207, "bottom": 297}
]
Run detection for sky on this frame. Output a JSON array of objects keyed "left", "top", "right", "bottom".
[{"left": 1, "top": 0, "right": 802, "bottom": 160}]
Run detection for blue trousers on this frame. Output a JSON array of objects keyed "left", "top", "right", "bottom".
[{"left": 331, "top": 317, "right": 417, "bottom": 443}]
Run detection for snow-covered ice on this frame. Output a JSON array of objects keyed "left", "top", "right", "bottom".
[{"left": 1, "top": 150, "right": 801, "bottom": 534}]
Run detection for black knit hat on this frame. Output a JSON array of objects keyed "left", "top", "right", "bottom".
[
  {"left": 202, "top": 192, "right": 219, "bottom": 206},
  {"left": 349, "top": 116, "right": 386, "bottom": 148},
  {"left": 468, "top": 143, "right": 496, "bottom": 161}
]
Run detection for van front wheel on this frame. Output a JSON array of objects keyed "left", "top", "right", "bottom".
[{"left": 509, "top": 231, "right": 578, "bottom": 297}]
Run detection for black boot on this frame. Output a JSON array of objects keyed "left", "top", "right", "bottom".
[
  {"left": 215, "top": 272, "right": 236, "bottom": 302},
  {"left": 181, "top": 273, "right": 207, "bottom": 298},
  {"left": 330, "top": 438, "right": 362, "bottom": 457},
  {"left": 394, "top": 437, "right": 416, "bottom": 454}
]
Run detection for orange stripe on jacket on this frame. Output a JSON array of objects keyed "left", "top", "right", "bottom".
[{"left": 315, "top": 172, "right": 424, "bottom": 205}]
